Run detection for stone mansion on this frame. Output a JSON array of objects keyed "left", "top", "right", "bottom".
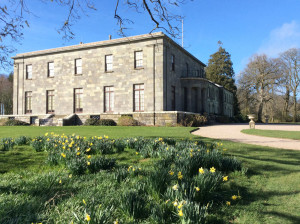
[{"left": 6, "top": 32, "right": 233, "bottom": 125}]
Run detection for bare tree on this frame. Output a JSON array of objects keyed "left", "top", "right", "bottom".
[
  {"left": 238, "top": 54, "right": 282, "bottom": 122},
  {"left": 280, "top": 48, "right": 300, "bottom": 122},
  {"left": 0, "top": 0, "right": 186, "bottom": 70}
]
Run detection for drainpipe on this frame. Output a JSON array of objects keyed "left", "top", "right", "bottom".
[
  {"left": 153, "top": 44, "right": 156, "bottom": 126},
  {"left": 22, "top": 56, "right": 25, "bottom": 115}
]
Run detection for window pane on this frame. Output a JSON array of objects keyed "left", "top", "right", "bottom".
[{"left": 76, "top": 59, "right": 82, "bottom": 66}]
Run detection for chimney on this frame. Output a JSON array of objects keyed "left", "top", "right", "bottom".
[
  {"left": 79, "top": 42, "right": 83, "bottom": 44},
  {"left": 109, "top": 35, "right": 112, "bottom": 40}
]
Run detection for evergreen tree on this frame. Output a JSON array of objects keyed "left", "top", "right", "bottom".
[{"left": 205, "top": 44, "right": 241, "bottom": 118}]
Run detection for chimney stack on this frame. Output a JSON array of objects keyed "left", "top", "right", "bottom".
[
  {"left": 79, "top": 42, "right": 83, "bottom": 44},
  {"left": 109, "top": 35, "right": 112, "bottom": 40}
]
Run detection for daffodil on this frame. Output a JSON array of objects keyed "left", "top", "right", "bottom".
[
  {"left": 77, "top": 152, "right": 81, "bottom": 156},
  {"left": 173, "top": 201, "right": 178, "bottom": 207},
  {"left": 168, "top": 170, "right": 174, "bottom": 175},
  {"left": 178, "top": 171, "right": 183, "bottom": 180},
  {"left": 113, "top": 219, "right": 119, "bottom": 224},
  {"left": 178, "top": 209, "right": 183, "bottom": 217},
  {"left": 223, "top": 176, "right": 228, "bottom": 181},
  {"left": 210, "top": 167, "right": 216, "bottom": 173},
  {"left": 61, "top": 153, "right": 66, "bottom": 158},
  {"left": 87, "top": 155, "right": 91, "bottom": 159},
  {"left": 83, "top": 199, "right": 86, "bottom": 205},
  {"left": 85, "top": 213, "right": 91, "bottom": 221},
  {"left": 59, "top": 179, "right": 62, "bottom": 184},
  {"left": 86, "top": 148, "right": 91, "bottom": 152},
  {"left": 87, "top": 161, "right": 91, "bottom": 166},
  {"left": 199, "top": 167, "right": 205, "bottom": 174},
  {"left": 172, "top": 184, "right": 179, "bottom": 191},
  {"left": 232, "top": 195, "right": 238, "bottom": 200},
  {"left": 226, "top": 201, "right": 231, "bottom": 206},
  {"left": 195, "top": 187, "right": 200, "bottom": 191}
]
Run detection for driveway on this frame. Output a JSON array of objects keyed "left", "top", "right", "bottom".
[{"left": 192, "top": 124, "right": 300, "bottom": 150}]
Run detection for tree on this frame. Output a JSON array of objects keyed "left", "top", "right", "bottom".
[
  {"left": 280, "top": 48, "right": 300, "bottom": 122},
  {"left": 0, "top": 74, "right": 13, "bottom": 114},
  {"left": 1, "top": 0, "right": 186, "bottom": 70},
  {"left": 205, "top": 44, "right": 240, "bottom": 117},
  {"left": 238, "top": 54, "right": 282, "bottom": 122}
]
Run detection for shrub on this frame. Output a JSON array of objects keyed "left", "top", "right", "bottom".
[
  {"left": 118, "top": 116, "right": 138, "bottom": 126},
  {"left": 87, "top": 157, "right": 116, "bottom": 173},
  {"left": 180, "top": 114, "right": 208, "bottom": 127},
  {"left": 4, "top": 119, "right": 30, "bottom": 126},
  {"left": 84, "top": 118, "right": 99, "bottom": 126},
  {"left": 97, "top": 119, "right": 116, "bottom": 126},
  {"left": 0, "top": 118, "right": 8, "bottom": 126},
  {"left": 84, "top": 118, "right": 116, "bottom": 126}
]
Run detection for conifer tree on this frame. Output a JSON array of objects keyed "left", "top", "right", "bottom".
[{"left": 205, "top": 43, "right": 241, "bottom": 118}]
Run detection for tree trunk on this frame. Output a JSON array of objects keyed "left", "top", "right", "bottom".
[
  {"left": 284, "top": 87, "right": 290, "bottom": 121},
  {"left": 293, "top": 91, "right": 297, "bottom": 122},
  {"left": 257, "top": 101, "right": 263, "bottom": 122}
]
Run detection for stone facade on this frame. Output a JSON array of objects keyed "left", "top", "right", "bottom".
[{"left": 6, "top": 32, "right": 234, "bottom": 126}]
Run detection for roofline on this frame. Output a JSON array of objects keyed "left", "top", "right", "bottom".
[
  {"left": 12, "top": 32, "right": 165, "bottom": 59},
  {"left": 12, "top": 32, "right": 206, "bottom": 66},
  {"left": 162, "top": 35, "right": 206, "bottom": 67}
]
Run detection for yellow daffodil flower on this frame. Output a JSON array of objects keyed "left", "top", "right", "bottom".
[
  {"left": 223, "top": 176, "right": 228, "bottom": 181},
  {"left": 210, "top": 167, "right": 216, "bottom": 173},
  {"left": 172, "top": 184, "right": 179, "bottom": 191},
  {"left": 85, "top": 213, "right": 91, "bottom": 221},
  {"left": 178, "top": 209, "right": 183, "bottom": 217},
  {"left": 199, "top": 167, "right": 205, "bottom": 174}
]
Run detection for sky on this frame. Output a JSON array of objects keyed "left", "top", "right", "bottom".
[{"left": 2, "top": 0, "right": 300, "bottom": 79}]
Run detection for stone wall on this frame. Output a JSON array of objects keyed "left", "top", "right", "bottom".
[{"left": 13, "top": 34, "right": 165, "bottom": 116}]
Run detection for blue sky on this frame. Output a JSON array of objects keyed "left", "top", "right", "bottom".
[{"left": 2, "top": 0, "right": 300, "bottom": 79}]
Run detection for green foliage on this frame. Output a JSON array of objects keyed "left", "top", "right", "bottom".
[
  {"left": 84, "top": 118, "right": 117, "bottom": 126},
  {"left": 14, "top": 136, "right": 30, "bottom": 145},
  {"left": 84, "top": 118, "right": 99, "bottom": 126},
  {"left": 0, "top": 133, "right": 243, "bottom": 223},
  {"left": 97, "top": 119, "right": 117, "bottom": 126},
  {"left": 30, "top": 136, "right": 46, "bottom": 152},
  {"left": 118, "top": 116, "right": 138, "bottom": 126},
  {"left": 180, "top": 114, "right": 208, "bottom": 127},
  {"left": 87, "top": 157, "right": 116, "bottom": 173},
  {"left": 66, "top": 155, "right": 87, "bottom": 175},
  {"left": 4, "top": 119, "right": 29, "bottom": 126},
  {"left": 205, "top": 46, "right": 240, "bottom": 116},
  {"left": 121, "top": 184, "right": 148, "bottom": 219},
  {"left": 0, "top": 137, "right": 15, "bottom": 151}
]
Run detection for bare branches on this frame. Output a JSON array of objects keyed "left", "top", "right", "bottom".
[
  {"left": 115, "top": 0, "right": 185, "bottom": 38},
  {"left": 0, "top": 0, "right": 187, "bottom": 70},
  {"left": 56, "top": 0, "right": 96, "bottom": 41}
]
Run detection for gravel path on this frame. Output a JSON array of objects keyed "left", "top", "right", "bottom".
[{"left": 192, "top": 124, "right": 300, "bottom": 150}]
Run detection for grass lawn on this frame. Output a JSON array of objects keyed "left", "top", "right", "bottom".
[
  {"left": 0, "top": 126, "right": 196, "bottom": 139},
  {"left": 241, "top": 129, "right": 300, "bottom": 140},
  {"left": 0, "top": 126, "right": 300, "bottom": 223}
]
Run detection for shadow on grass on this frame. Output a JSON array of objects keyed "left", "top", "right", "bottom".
[
  {"left": 262, "top": 211, "right": 300, "bottom": 224},
  {"left": 0, "top": 146, "right": 47, "bottom": 174},
  {"left": 0, "top": 173, "right": 78, "bottom": 223}
]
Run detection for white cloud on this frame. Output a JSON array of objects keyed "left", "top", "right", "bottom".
[{"left": 258, "top": 21, "right": 300, "bottom": 57}]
